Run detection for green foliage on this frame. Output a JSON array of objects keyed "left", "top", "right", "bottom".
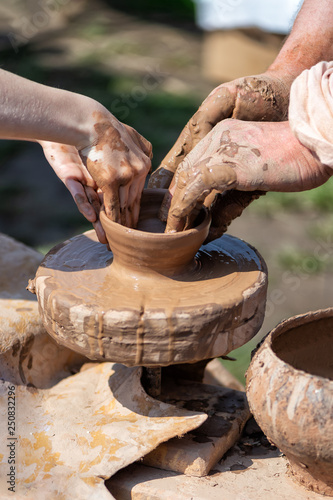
[
  {"left": 219, "top": 340, "right": 258, "bottom": 385},
  {"left": 276, "top": 247, "right": 333, "bottom": 274},
  {"left": 307, "top": 215, "right": 333, "bottom": 240},
  {"left": 250, "top": 177, "right": 333, "bottom": 214}
]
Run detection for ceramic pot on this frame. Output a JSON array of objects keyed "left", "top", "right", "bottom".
[
  {"left": 99, "top": 188, "right": 211, "bottom": 277},
  {"left": 246, "top": 308, "right": 333, "bottom": 496}
]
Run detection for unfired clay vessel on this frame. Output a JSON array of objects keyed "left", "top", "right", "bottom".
[
  {"left": 246, "top": 308, "right": 333, "bottom": 496},
  {"left": 100, "top": 188, "right": 211, "bottom": 277},
  {"left": 34, "top": 189, "right": 267, "bottom": 367}
]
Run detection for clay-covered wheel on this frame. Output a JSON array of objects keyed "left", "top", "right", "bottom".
[{"left": 35, "top": 231, "right": 267, "bottom": 366}]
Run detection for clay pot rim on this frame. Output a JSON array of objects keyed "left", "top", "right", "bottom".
[
  {"left": 100, "top": 205, "right": 211, "bottom": 240},
  {"left": 256, "top": 307, "right": 333, "bottom": 383}
]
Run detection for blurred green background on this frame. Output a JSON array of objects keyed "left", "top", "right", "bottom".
[{"left": 1, "top": 0, "right": 332, "bottom": 383}]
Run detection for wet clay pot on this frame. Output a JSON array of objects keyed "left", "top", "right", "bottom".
[
  {"left": 34, "top": 189, "right": 267, "bottom": 367},
  {"left": 99, "top": 188, "right": 210, "bottom": 277},
  {"left": 246, "top": 308, "right": 333, "bottom": 496}
]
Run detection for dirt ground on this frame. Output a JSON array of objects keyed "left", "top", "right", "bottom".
[{"left": 0, "top": 1, "right": 332, "bottom": 378}]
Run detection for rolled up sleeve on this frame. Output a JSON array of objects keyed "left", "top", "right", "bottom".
[{"left": 289, "top": 61, "right": 333, "bottom": 169}]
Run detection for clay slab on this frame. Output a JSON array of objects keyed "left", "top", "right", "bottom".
[
  {"left": 0, "top": 362, "right": 207, "bottom": 500},
  {"left": 107, "top": 444, "right": 328, "bottom": 500},
  {"left": 143, "top": 381, "right": 251, "bottom": 476}
]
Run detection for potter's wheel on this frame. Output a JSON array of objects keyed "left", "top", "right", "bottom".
[{"left": 34, "top": 226, "right": 267, "bottom": 367}]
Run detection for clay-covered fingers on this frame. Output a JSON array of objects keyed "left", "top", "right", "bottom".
[
  {"left": 119, "top": 183, "right": 130, "bottom": 226},
  {"left": 122, "top": 123, "right": 153, "bottom": 160},
  {"left": 149, "top": 73, "right": 290, "bottom": 189},
  {"left": 127, "top": 176, "right": 146, "bottom": 228},
  {"left": 149, "top": 85, "right": 236, "bottom": 189},
  {"left": 117, "top": 159, "right": 149, "bottom": 227},
  {"left": 80, "top": 120, "right": 151, "bottom": 227},
  {"left": 67, "top": 181, "right": 108, "bottom": 244},
  {"left": 100, "top": 181, "right": 121, "bottom": 223},
  {"left": 39, "top": 140, "right": 100, "bottom": 223},
  {"left": 95, "top": 161, "right": 148, "bottom": 228},
  {"left": 148, "top": 123, "right": 192, "bottom": 188},
  {"left": 92, "top": 219, "right": 108, "bottom": 245},
  {"left": 165, "top": 161, "right": 237, "bottom": 233},
  {"left": 83, "top": 185, "right": 108, "bottom": 244},
  {"left": 65, "top": 179, "right": 97, "bottom": 223},
  {"left": 39, "top": 140, "right": 110, "bottom": 244}
]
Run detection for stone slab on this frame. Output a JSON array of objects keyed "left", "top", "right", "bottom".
[
  {"left": 143, "top": 381, "right": 250, "bottom": 476},
  {"left": 107, "top": 437, "right": 328, "bottom": 500}
]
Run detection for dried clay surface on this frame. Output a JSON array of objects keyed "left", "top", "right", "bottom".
[
  {"left": 0, "top": 361, "right": 207, "bottom": 500},
  {"left": 247, "top": 309, "right": 333, "bottom": 496},
  {"left": 108, "top": 438, "right": 328, "bottom": 500},
  {"left": 0, "top": 234, "right": 207, "bottom": 500},
  {"left": 142, "top": 380, "right": 251, "bottom": 476}
]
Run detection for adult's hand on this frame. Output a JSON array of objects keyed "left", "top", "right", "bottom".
[
  {"left": 149, "top": 0, "right": 333, "bottom": 189},
  {"left": 149, "top": 72, "right": 291, "bottom": 189},
  {"left": 163, "top": 120, "right": 332, "bottom": 237},
  {"left": 149, "top": 0, "right": 333, "bottom": 232}
]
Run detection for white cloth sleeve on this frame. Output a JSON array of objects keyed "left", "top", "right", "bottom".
[{"left": 289, "top": 61, "right": 333, "bottom": 169}]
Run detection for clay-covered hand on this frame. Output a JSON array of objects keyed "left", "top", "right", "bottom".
[
  {"left": 149, "top": 72, "right": 291, "bottom": 189},
  {"left": 39, "top": 140, "right": 107, "bottom": 244},
  {"left": 79, "top": 119, "right": 152, "bottom": 229},
  {"left": 0, "top": 69, "right": 152, "bottom": 233},
  {"left": 40, "top": 119, "right": 152, "bottom": 241},
  {"left": 163, "top": 120, "right": 332, "bottom": 236}
]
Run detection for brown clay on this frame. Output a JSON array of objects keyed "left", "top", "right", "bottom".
[
  {"left": 148, "top": 74, "right": 289, "bottom": 189},
  {"left": 100, "top": 189, "right": 211, "bottom": 277},
  {"left": 208, "top": 190, "right": 265, "bottom": 241},
  {"left": 246, "top": 308, "right": 333, "bottom": 496},
  {"left": 80, "top": 111, "right": 152, "bottom": 227},
  {"left": 34, "top": 189, "right": 267, "bottom": 367},
  {"left": 94, "top": 121, "right": 129, "bottom": 153}
]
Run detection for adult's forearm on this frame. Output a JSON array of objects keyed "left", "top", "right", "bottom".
[
  {"left": 268, "top": 0, "right": 333, "bottom": 81},
  {"left": 0, "top": 69, "right": 108, "bottom": 149}
]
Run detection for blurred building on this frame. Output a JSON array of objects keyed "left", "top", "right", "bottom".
[{"left": 194, "top": 0, "right": 303, "bottom": 82}]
